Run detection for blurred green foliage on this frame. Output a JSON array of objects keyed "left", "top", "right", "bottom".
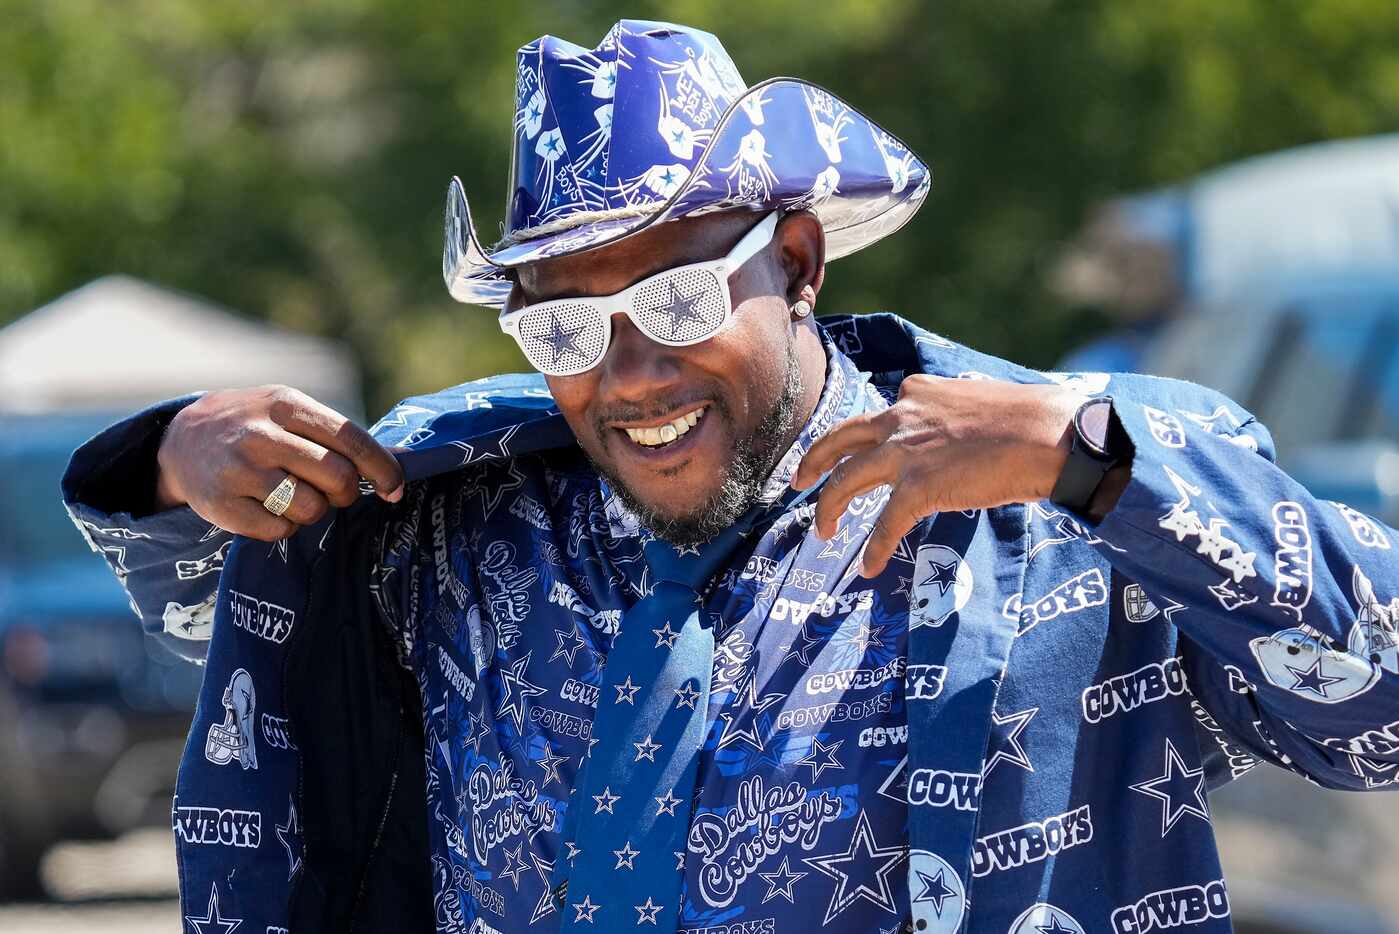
[{"left": 3, "top": 1, "right": 1398, "bottom": 413}]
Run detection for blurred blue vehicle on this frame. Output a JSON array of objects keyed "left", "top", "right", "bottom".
[
  {"left": 0, "top": 275, "right": 364, "bottom": 899},
  {"left": 1054, "top": 133, "right": 1399, "bottom": 375},
  {"left": 1141, "top": 273, "right": 1399, "bottom": 524},
  {"left": 0, "top": 412, "right": 202, "bottom": 898},
  {"left": 1128, "top": 276, "right": 1399, "bottom": 934}
]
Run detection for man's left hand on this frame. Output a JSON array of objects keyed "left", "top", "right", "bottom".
[{"left": 792, "top": 375, "right": 1082, "bottom": 577}]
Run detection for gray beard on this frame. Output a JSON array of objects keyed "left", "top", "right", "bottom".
[{"left": 596, "top": 342, "right": 806, "bottom": 547}]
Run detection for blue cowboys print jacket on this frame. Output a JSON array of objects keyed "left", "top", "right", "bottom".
[{"left": 63, "top": 313, "right": 1399, "bottom": 934}]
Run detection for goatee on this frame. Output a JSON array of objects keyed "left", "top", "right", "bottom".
[{"left": 595, "top": 341, "right": 806, "bottom": 547}]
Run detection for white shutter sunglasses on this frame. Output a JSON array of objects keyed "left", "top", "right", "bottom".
[{"left": 498, "top": 212, "right": 780, "bottom": 377}]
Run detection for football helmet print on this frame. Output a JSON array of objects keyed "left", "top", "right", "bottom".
[{"left": 205, "top": 667, "right": 258, "bottom": 770}]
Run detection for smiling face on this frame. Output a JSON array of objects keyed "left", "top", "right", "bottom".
[{"left": 511, "top": 210, "right": 828, "bottom": 544}]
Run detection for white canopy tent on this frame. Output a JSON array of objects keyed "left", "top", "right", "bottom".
[{"left": 0, "top": 276, "right": 364, "bottom": 419}]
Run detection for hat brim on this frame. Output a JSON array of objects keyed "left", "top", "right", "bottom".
[{"left": 443, "top": 77, "right": 931, "bottom": 307}]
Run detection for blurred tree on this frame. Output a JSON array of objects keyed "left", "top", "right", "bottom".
[{"left": 2, "top": 0, "right": 1397, "bottom": 413}]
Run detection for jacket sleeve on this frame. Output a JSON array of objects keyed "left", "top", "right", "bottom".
[
  {"left": 60, "top": 396, "right": 229, "bottom": 664},
  {"left": 1082, "top": 373, "right": 1399, "bottom": 791}
]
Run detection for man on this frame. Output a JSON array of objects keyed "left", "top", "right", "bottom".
[{"left": 63, "top": 20, "right": 1399, "bottom": 934}]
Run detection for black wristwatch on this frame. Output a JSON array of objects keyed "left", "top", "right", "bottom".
[{"left": 1049, "top": 396, "right": 1131, "bottom": 514}]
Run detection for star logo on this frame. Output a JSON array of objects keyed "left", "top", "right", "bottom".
[
  {"left": 913, "top": 866, "right": 956, "bottom": 917},
  {"left": 572, "top": 894, "right": 600, "bottom": 923},
  {"left": 457, "top": 459, "right": 527, "bottom": 520},
  {"left": 1181, "top": 404, "right": 1242, "bottom": 435},
  {"left": 454, "top": 778, "right": 470, "bottom": 820},
  {"left": 592, "top": 786, "right": 620, "bottom": 814},
  {"left": 983, "top": 706, "right": 1038, "bottom": 778},
  {"left": 817, "top": 524, "right": 856, "bottom": 559},
  {"left": 716, "top": 710, "right": 769, "bottom": 753},
  {"left": 1157, "top": 465, "right": 1257, "bottom": 586},
  {"left": 654, "top": 789, "right": 682, "bottom": 816},
  {"left": 652, "top": 621, "right": 681, "bottom": 649},
  {"left": 633, "top": 734, "right": 662, "bottom": 763},
  {"left": 1038, "top": 915, "right": 1078, "bottom": 934},
  {"left": 275, "top": 796, "right": 302, "bottom": 881},
  {"left": 496, "top": 652, "right": 547, "bottom": 732},
  {"left": 1007, "top": 903, "right": 1087, "bottom": 934},
  {"left": 644, "top": 281, "right": 709, "bottom": 339},
  {"left": 803, "top": 810, "right": 909, "bottom": 924},
  {"left": 1129, "top": 738, "right": 1210, "bottom": 836},
  {"left": 782, "top": 623, "right": 823, "bottom": 667},
  {"left": 615, "top": 675, "right": 641, "bottom": 704},
  {"left": 634, "top": 897, "right": 664, "bottom": 924},
  {"left": 613, "top": 840, "right": 640, "bottom": 869},
  {"left": 921, "top": 559, "right": 960, "bottom": 597},
  {"left": 564, "top": 840, "right": 582, "bottom": 864},
  {"left": 674, "top": 681, "right": 702, "bottom": 709},
  {"left": 96, "top": 542, "right": 130, "bottom": 580},
  {"left": 538, "top": 740, "right": 569, "bottom": 787},
  {"left": 757, "top": 854, "right": 808, "bottom": 904},
  {"left": 499, "top": 842, "right": 530, "bottom": 890},
  {"left": 875, "top": 755, "right": 909, "bottom": 806},
  {"left": 550, "top": 628, "right": 588, "bottom": 666},
  {"left": 464, "top": 710, "right": 491, "bottom": 758},
  {"left": 449, "top": 424, "right": 522, "bottom": 470},
  {"left": 796, "top": 736, "right": 845, "bottom": 784},
  {"left": 841, "top": 621, "right": 884, "bottom": 656},
  {"left": 186, "top": 883, "right": 242, "bottom": 934},
  {"left": 1285, "top": 656, "right": 1345, "bottom": 698},
  {"left": 528, "top": 853, "right": 558, "bottom": 924}
]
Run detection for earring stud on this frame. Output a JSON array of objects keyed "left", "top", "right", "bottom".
[{"left": 792, "top": 299, "right": 812, "bottom": 318}]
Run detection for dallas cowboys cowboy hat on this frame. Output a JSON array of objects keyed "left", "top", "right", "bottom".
[{"left": 442, "top": 19, "right": 932, "bottom": 308}]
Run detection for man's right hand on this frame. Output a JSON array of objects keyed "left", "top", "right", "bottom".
[{"left": 154, "top": 385, "right": 406, "bottom": 541}]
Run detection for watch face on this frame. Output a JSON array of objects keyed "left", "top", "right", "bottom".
[{"left": 1075, "top": 398, "right": 1114, "bottom": 458}]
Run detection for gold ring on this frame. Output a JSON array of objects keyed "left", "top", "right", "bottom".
[{"left": 262, "top": 476, "right": 297, "bottom": 517}]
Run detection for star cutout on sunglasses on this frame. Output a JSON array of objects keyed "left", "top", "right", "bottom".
[
  {"left": 531, "top": 310, "right": 589, "bottom": 367},
  {"left": 649, "top": 280, "right": 709, "bottom": 339}
]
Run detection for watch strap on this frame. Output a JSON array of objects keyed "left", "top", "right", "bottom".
[{"left": 1050, "top": 397, "right": 1123, "bottom": 514}]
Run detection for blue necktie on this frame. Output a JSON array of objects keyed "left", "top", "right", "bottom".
[{"left": 551, "top": 525, "right": 745, "bottom": 931}]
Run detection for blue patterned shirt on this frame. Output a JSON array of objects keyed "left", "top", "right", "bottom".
[{"left": 62, "top": 314, "right": 1399, "bottom": 934}]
